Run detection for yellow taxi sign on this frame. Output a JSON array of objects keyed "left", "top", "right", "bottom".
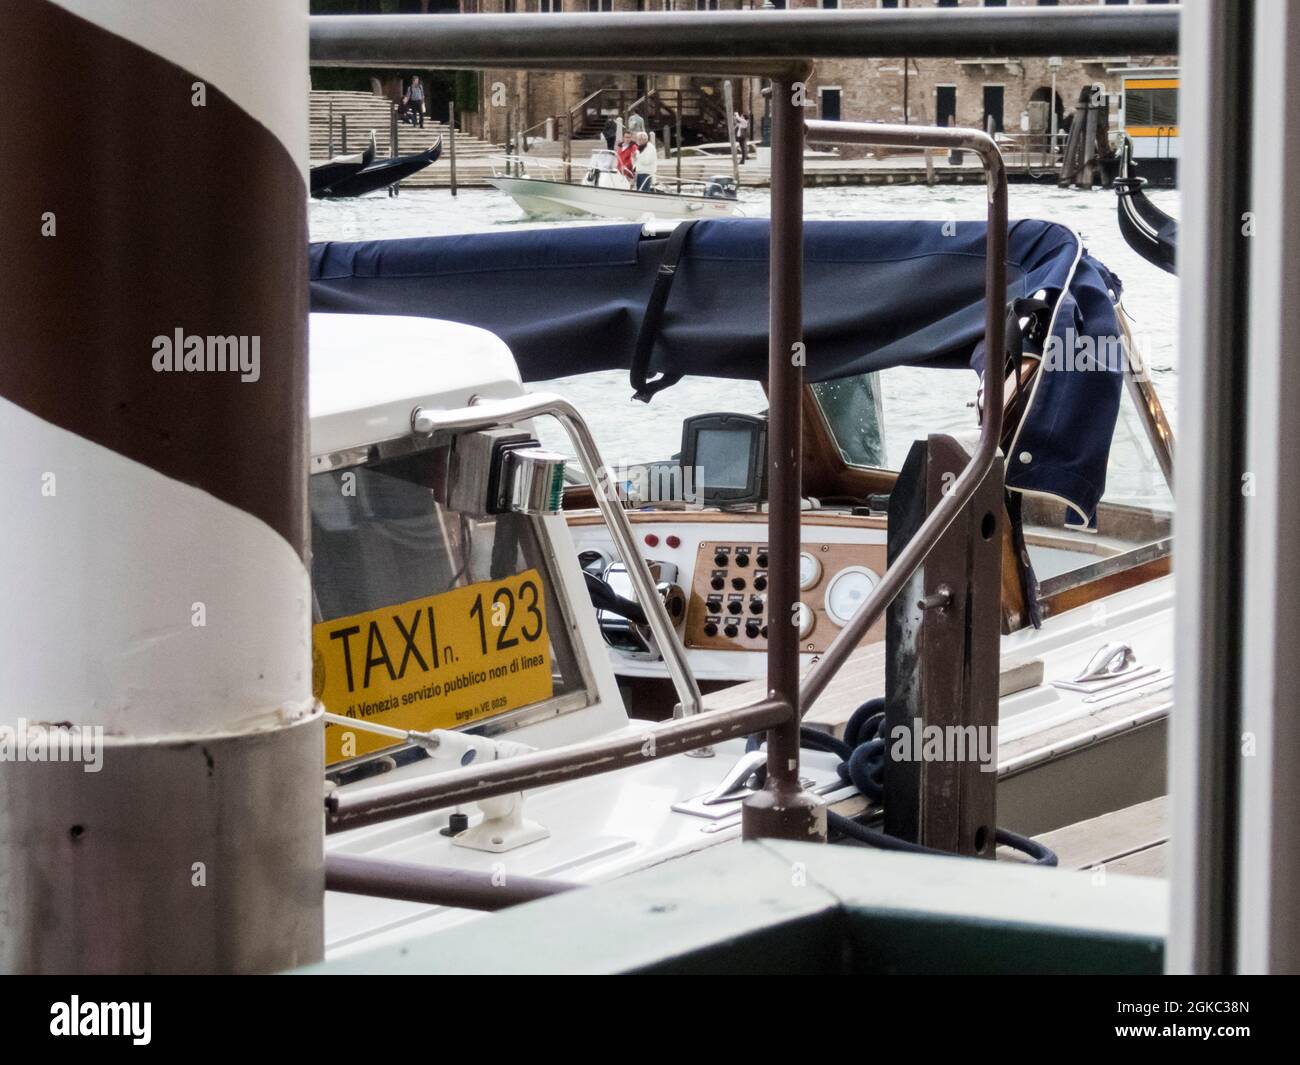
[{"left": 314, "top": 569, "right": 553, "bottom": 765}]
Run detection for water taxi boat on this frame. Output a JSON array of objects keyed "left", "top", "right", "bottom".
[{"left": 309, "top": 215, "right": 1175, "bottom": 956}]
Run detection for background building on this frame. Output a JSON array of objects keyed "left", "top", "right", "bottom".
[{"left": 309, "top": 0, "right": 1177, "bottom": 147}]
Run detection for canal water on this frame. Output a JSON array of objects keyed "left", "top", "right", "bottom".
[{"left": 310, "top": 182, "right": 1177, "bottom": 509}]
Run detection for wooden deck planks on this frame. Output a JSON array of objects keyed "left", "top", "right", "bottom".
[{"left": 1002, "top": 796, "right": 1169, "bottom": 876}]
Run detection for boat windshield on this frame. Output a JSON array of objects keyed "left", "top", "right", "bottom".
[
  {"left": 533, "top": 373, "right": 770, "bottom": 476},
  {"left": 814, "top": 366, "right": 976, "bottom": 471},
  {"left": 809, "top": 373, "right": 887, "bottom": 468},
  {"left": 815, "top": 364, "right": 1174, "bottom": 587},
  {"left": 309, "top": 447, "right": 591, "bottom": 765}
]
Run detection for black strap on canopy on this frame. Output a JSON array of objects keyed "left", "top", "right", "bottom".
[
  {"left": 1000, "top": 296, "right": 1049, "bottom": 629},
  {"left": 629, "top": 220, "right": 698, "bottom": 403}
]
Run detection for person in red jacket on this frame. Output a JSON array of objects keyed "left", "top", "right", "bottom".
[{"left": 615, "top": 128, "right": 638, "bottom": 183}]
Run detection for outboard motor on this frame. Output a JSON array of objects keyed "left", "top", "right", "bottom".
[{"left": 703, "top": 175, "right": 738, "bottom": 200}]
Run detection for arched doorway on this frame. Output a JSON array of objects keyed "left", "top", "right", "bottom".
[{"left": 1029, "top": 86, "right": 1066, "bottom": 135}]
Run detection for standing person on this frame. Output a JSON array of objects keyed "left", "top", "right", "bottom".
[
  {"left": 735, "top": 111, "right": 750, "bottom": 163},
  {"left": 602, "top": 117, "right": 618, "bottom": 151},
  {"left": 408, "top": 75, "right": 425, "bottom": 129},
  {"left": 615, "top": 128, "right": 638, "bottom": 183},
  {"left": 634, "top": 130, "right": 658, "bottom": 191}
]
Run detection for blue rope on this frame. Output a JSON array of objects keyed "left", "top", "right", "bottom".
[{"left": 753, "top": 697, "right": 1058, "bottom": 866}]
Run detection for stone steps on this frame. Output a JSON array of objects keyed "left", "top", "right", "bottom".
[{"left": 308, "top": 90, "right": 771, "bottom": 189}]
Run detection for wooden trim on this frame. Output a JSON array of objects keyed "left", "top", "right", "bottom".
[
  {"left": 566, "top": 508, "right": 887, "bottom": 529},
  {"left": 1038, "top": 553, "right": 1171, "bottom": 619},
  {"left": 999, "top": 505, "right": 1028, "bottom": 634}
]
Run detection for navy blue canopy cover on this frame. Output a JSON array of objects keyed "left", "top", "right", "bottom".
[{"left": 310, "top": 219, "right": 1123, "bottom": 519}]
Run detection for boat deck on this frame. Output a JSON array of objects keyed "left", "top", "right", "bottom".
[
  {"left": 700, "top": 624, "right": 1173, "bottom": 842},
  {"left": 1014, "top": 797, "right": 1169, "bottom": 877}
]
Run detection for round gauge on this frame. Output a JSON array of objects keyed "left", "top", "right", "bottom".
[
  {"left": 795, "top": 602, "right": 815, "bottom": 640},
  {"left": 824, "top": 566, "right": 881, "bottom": 627},
  {"left": 798, "top": 551, "right": 823, "bottom": 591},
  {"left": 578, "top": 549, "right": 611, "bottom": 578}
]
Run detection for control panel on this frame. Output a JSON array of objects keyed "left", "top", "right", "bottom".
[{"left": 685, "top": 539, "right": 890, "bottom": 654}]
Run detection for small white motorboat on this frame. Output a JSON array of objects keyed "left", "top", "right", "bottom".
[{"left": 488, "top": 149, "right": 743, "bottom": 221}]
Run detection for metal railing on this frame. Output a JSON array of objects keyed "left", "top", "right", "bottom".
[
  {"left": 798, "top": 120, "right": 1006, "bottom": 715},
  {"left": 410, "top": 392, "right": 705, "bottom": 721},
  {"left": 488, "top": 152, "right": 563, "bottom": 179},
  {"left": 326, "top": 853, "right": 578, "bottom": 910},
  {"left": 328, "top": 699, "right": 786, "bottom": 833}
]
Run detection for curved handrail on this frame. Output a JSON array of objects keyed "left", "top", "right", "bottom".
[
  {"left": 409, "top": 391, "right": 705, "bottom": 719},
  {"left": 798, "top": 120, "right": 1008, "bottom": 715}
]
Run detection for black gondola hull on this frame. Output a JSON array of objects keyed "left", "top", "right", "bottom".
[
  {"left": 310, "top": 143, "right": 376, "bottom": 198},
  {"left": 1113, "top": 138, "right": 1178, "bottom": 275},
  {"left": 313, "top": 138, "right": 442, "bottom": 199}
]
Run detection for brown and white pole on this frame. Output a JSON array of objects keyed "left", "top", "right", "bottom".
[{"left": 0, "top": 0, "right": 321, "bottom": 973}]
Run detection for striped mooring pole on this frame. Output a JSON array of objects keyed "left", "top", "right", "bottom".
[{"left": 0, "top": 0, "right": 322, "bottom": 973}]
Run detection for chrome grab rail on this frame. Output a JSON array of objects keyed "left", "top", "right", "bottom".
[
  {"left": 328, "top": 698, "right": 787, "bottom": 833},
  {"left": 410, "top": 390, "right": 705, "bottom": 718},
  {"left": 798, "top": 120, "right": 1008, "bottom": 715}
]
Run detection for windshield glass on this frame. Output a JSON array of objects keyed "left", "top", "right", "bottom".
[
  {"left": 309, "top": 448, "right": 590, "bottom": 765},
  {"left": 817, "top": 366, "right": 979, "bottom": 470},
  {"left": 810, "top": 374, "right": 887, "bottom": 468},
  {"left": 531, "top": 372, "right": 768, "bottom": 483},
  {"left": 814, "top": 360, "right": 1173, "bottom": 587}
]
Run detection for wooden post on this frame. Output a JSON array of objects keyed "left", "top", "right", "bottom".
[
  {"left": 676, "top": 108, "right": 682, "bottom": 193},
  {"left": 389, "top": 102, "right": 398, "bottom": 158},
  {"left": 505, "top": 107, "right": 512, "bottom": 174},
  {"left": 0, "top": 0, "right": 323, "bottom": 973},
  {"left": 723, "top": 79, "right": 740, "bottom": 188},
  {"left": 514, "top": 105, "right": 523, "bottom": 175},
  {"left": 341, "top": 112, "right": 348, "bottom": 155},
  {"left": 563, "top": 111, "right": 572, "bottom": 183},
  {"left": 448, "top": 101, "right": 458, "bottom": 196},
  {"left": 327, "top": 98, "right": 334, "bottom": 157},
  {"left": 884, "top": 435, "right": 1003, "bottom": 856}
]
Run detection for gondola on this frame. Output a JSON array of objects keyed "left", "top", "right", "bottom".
[
  {"left": 312, "top": 137, "right": 442, "bottom": 199},
  {"left": 1113, "top": 135, "right": 1178, "bottom": 275},
  {"left": 309, "top": 141, "right": 376, "bottom": 198}
]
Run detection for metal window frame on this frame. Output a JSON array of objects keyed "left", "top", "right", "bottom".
[
  {"left": 308, "top": 438, "right": 603, "bottom": 763},
  {"left": 1169, "top": 0, "right": 1250, "bottom": 976}
]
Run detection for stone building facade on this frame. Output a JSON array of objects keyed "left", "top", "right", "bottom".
[
  {"left": 798, "top": 0, "right": 1176, "bottom": 142},
  {"left": 320, "top": 0, "right": 1176, "bottom": 145}
]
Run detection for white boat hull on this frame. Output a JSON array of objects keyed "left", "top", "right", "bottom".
[{"left": 489, "top": 175, "right": 742, "bottom": 221}]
